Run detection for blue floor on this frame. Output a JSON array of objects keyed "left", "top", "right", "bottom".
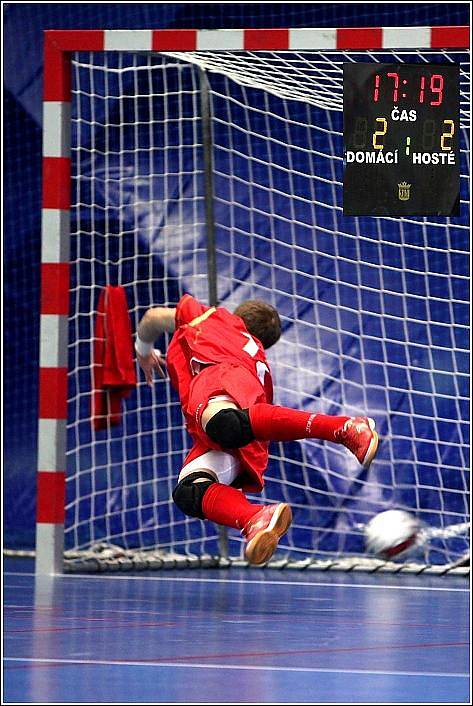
[{"left": 3, "top": 558, "right": 470, "bottom": 703}]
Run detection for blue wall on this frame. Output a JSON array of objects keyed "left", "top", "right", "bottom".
[{"left": 4, "top": 3, "right": 470, "bottom": 549}]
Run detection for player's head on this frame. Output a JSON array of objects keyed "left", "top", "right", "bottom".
[{"left": 234, "top": 300, "right": 281, "bottom": 349}]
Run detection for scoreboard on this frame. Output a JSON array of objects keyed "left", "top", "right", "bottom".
[{"left": 343, "top": 63, "right": 460, "bottom": 216}]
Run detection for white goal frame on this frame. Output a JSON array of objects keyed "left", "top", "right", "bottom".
[{"left": 37, "top": 25, "right": 470, "bottom": 575}]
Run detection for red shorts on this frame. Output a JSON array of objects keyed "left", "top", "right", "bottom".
[{"left": 182, "top": 362, "right": 270, "bottom": 493}]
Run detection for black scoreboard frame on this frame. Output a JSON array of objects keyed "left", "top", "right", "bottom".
[{"left": 343, "top": 62, "right": 461, "bottom": 217}]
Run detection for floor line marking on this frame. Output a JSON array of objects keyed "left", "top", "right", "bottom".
[
  {"left": 4, "top": 571, "right": 468, "bottom": 593},
  {"left": 3, "top": 657, "right": 469, "bottom": 678},
  {"left": 4, "top": 605, "right": 468, "bottom": 632}
]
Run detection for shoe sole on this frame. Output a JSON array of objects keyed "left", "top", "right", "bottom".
[
  {"left": 245, "top": 503, "right": 293, "bottom": 566},
  {"left": 362, "top": 418, "right": 379, "bottom": 468}
]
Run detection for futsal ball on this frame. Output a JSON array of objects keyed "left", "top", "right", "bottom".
[{"left": 364, "top": 510, "right": 420, "bottom": 559}]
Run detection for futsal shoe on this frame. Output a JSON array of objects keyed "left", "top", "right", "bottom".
[
  {"left": 334, "top": 416, "right": 379, "bottom": 468},
  {"left": 242, "top": 503, "right": 292, "bottom": 566}
]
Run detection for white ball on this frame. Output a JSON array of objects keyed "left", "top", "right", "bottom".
[{"left": 364, "top": 510, "right": 420, "bottom": 559}]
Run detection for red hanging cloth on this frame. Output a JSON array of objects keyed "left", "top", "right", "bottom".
[{"left": 92, "top": 285, "right": 137, "bottom": 431}]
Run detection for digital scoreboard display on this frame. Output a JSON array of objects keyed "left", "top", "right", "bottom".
[{"left": 343, "top": 63, "right": 460, "bottom": 216}]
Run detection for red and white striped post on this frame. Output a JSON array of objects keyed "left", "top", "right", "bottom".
[
  {"left": 37, "top": 25, "right": 469, "bottom": 573},
  {"left": 37, "top": 31, "right": 103, "bottom": 574}
]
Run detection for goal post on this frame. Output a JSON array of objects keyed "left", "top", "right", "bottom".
[{"left": 37, "top": 27, "right": 470, "bottom": 575}]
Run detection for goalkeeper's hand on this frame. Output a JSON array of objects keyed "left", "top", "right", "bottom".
[{"left": 137, "top": 349, "right": 166, "bottom": 386}]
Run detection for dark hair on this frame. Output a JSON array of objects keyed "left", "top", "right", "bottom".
[{"left": 233, "top": 299, "right": 281, "bottom": 350}]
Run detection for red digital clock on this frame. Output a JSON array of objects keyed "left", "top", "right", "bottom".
[{"left": 373, "top": 72, "right": 445, "bottom": 105}]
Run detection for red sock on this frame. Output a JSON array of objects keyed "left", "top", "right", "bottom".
[
  {"left": 201, "top": 483, "right": 262, "bottom": 530},
  {"left": 249, "top": 403, "right": 350, "bottom": 443}
]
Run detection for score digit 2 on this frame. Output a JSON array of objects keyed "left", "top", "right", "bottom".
[
  {"left": 372, "top": 117, "right": 387, "bottom": 149},
  {"left": 441, "top": 119, "right": 455, "bottom": 151}
]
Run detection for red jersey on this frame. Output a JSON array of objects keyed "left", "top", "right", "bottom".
[
  {"left": 167, "top": 294, "right": 273, "bottom": 407},
  {"left": 166, "top": 294, "right": 274, "bottom": 491}
]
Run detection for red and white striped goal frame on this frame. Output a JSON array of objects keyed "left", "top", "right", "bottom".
[{"left": 37, "top": 25, "right": 469, "bottom": 573}]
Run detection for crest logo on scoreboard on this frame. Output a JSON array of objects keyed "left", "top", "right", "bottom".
[{"left": 398, "top": 182, "right": 411, "bottom": 201}]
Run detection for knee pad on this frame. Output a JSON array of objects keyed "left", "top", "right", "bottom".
[
  {"left": 172, "top": 471, "right": 216, "bottom": 519},
  {"left": 205, "top": 408, "right": 255, "bottom": 449}
]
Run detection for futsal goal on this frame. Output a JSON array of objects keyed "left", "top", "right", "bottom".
[{"left": 37, "top": 27, "right": 470, "bottom": 575}]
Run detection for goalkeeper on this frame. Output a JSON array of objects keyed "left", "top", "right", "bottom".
[{"left": 136, "top": 294, "right": 378, "bottom": 565}]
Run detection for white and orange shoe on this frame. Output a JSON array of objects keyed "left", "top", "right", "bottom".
[
  {"left": 334, "top": 416, "right": 379, "bottom": 468},
  {"left": 242, "top": 503, "right": 292, "bottom": 566}
]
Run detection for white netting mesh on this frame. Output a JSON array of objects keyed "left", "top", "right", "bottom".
[
  {"left": 67, "top": 47, "right": 470, "bottom": 571},
  {"left": 164, "top": 49, "right": 471, "bottom": 124}
]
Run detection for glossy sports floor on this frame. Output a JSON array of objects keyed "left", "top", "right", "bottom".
[{"left": 3, "top": 558, "right": 470, "bottom": 703}]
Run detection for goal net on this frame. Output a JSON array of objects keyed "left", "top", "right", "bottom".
[{"left": 65, "top": 44, "right": 470, "bottom": 572}]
